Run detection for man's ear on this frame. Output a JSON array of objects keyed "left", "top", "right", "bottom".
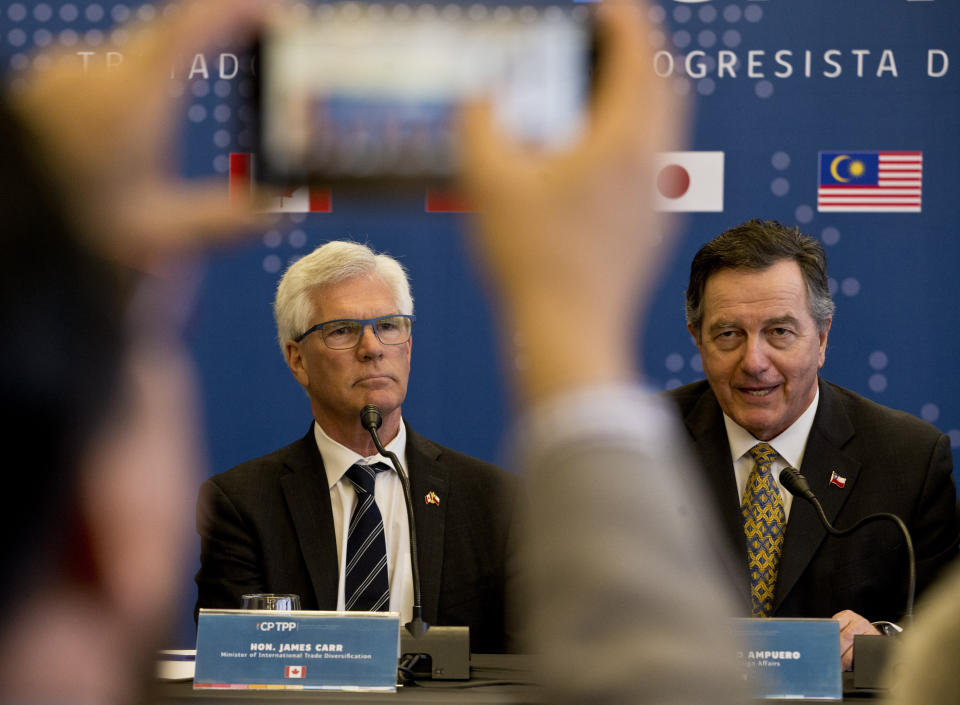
[
  {"left": 285, "top": 340, "right": 309, "bottom": 388},
  {"left": 687, "top": 323, "right": 703, "bottom": 351},
  {"left": 818, "top": 317, "right": 832, "bottom": 369}
]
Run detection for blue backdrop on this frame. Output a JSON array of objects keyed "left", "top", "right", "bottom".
[{"left": 3, "top": 0, "right": 958, "bottom": 647}]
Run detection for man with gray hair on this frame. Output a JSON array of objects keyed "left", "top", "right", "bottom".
[
  {"left": 196, "top": 240, "right": 519, "bottom": 654},
  {"left": 667, "top": 219, "right": 959, "bottom": 670}
]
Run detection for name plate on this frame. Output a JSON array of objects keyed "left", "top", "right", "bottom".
[
  {"left": 731, "top": 618, "right": 841, "bottom": 700},
  {"left": 194, "top": 609, "right": 399, "bottom": 692}
]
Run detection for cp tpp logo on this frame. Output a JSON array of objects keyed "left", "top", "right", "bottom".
[{"left": 256, "top": 621, "right": 298, "bottom": 632}]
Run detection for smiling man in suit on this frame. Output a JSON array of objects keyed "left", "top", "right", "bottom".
[
  {"left": 195, "top": 240, "right": 519, "bottom": 654},
  {"left": 668, "top": 219, "right": 959, "bottom": 670}
]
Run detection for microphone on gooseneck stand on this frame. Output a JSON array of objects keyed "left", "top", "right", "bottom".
[
  {"left": 779, "top": 467, "right": 915, "bottom": 624},
  {"left": 360, "top": 405, "right": 471, "bottom": 682},
  {"left": 360, "top": 404, "right": 428, "bottom": 638}
]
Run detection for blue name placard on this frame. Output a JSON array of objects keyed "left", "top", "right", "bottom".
[
  {"left": 194, "top": 609, "right": 399, "bottom": 692},
  {"left": 731, "top": 618, "right": 842, "bottom": 700}
]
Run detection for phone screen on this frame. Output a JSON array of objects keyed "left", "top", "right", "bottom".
[{"left": 256, "top": 3, "right": 594, "bottom": 183}]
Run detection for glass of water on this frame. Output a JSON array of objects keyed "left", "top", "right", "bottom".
[{"left": 240, "top": 593, "right": 301, "bottom": 611}]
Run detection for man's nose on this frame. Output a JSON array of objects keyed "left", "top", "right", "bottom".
[
  {"left": 740, "top": 335, "right": 770, "bottom": 375},
  {"left": 355, "top": 323, "right": 384, "bottom": 358}
]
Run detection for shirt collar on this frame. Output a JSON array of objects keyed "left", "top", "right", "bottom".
[
  {"left": 723, "top": 384, "right": 820, "bottom": 468},
  {"left": 313, "top": 419, "right": 408, "bottom": 490}
]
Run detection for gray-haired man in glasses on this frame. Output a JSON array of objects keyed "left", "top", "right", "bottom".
[{"left": 195, "top": 240, "right": 520, "bottom": 654}]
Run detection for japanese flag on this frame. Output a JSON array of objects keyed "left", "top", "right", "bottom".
[{"left": 654, "top": 151, "right": 724, "bottom": 212}]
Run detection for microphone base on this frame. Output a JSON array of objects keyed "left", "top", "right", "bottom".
[
  {"left": 400, "top": 625, "right": 470, "bottom": 680},
  {"left": 405, "top": 617, "right": 429, "bottom": 639}
]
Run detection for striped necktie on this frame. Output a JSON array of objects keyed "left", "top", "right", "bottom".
[
  {"left": 344, "top": 462, "right": 391, "bottom": 612},
  {"left": 741, "top": 442, "right": 786, "bottom": 618}
]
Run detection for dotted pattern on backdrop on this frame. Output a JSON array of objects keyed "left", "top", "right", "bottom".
[
  {"left": 2, "top": 1, "right": 959, "bottom": 455},
  {"left": 647, "top": 1, "right": 768, "bottom": 99}
]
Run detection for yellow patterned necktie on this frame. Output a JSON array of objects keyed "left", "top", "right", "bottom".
[{"left": 741, "top": 442, "right": 786, "bottom": 617}]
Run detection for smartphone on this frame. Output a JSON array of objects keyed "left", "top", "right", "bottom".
[{"left": 254, "top": 2, "right": 595, "bottom": 184}]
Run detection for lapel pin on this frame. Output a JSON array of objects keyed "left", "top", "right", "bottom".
[
  {"left": 424, "top": 491, "right": 440, "bottom": 506},
  {"left": 829, "top": 470, "right": 847, "bottom": 489}
]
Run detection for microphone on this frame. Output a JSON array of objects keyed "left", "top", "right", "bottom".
[
  {"left": 779, "top": 467, "right": 816, "bottom": 504},
  {"left": 360, "top": 405, "right": 471, "bottom": 681},
  {"left": 779, "top": 467, "right": 915, "bottom": 624},
  {"left": 360, "top": 404, "right": 428, "bottom": 638},
  {"left": 360, "top": 404, "right": 383, "bottom": 434}
]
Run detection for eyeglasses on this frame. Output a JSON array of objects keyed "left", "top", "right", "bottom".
[{"left": 294, "top": 314, "right": 415, "bottom": 349}]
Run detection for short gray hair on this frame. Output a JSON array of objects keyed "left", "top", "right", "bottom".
[
  {"left": 273, "top": 240, "right": 414, "bottom": 355},
  {"left": 685, "top": 219, "right": 835, "bottom": 336}
]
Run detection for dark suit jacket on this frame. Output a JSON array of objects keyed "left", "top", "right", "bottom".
[
  {"left": 195, "top": 423, "right": 520, "bottom": 654},
  {"left": 666, "top": 379, "right": 959, "bottom": 622}
]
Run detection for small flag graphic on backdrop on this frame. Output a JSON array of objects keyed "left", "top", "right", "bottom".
[
  {"left": 654, "top": 152, "right": 724, "bottom": 212},
  {"left": 229, "top": 153, "right": 332, "bottom": 213},
  {"left": 284, "top": 665, "right": 305, "bottom": 679},
  {"left": 817, "top": 151, "right": 922, "bottom": 213},
  {"left": 425, "top": 188, "right": 474, "bottom": 213}
]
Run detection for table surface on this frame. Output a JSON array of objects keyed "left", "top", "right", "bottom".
[
  {"left": 152, "top": 654, "right": 542, "bottom": 705},
  {"left": 153, "top": 654, "right": 883, "bottom": 705}
]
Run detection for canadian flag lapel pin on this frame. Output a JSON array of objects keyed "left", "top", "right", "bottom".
[{"left": 425, "top": 491, "right": 440, "bottom": 506}]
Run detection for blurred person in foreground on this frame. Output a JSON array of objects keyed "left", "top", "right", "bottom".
[
  {"left": 195, "top": 239, "right": 520, "bottom": 654},
  {"left": 888, "top": 560, "right": 960, "bottom": 705},
  {"left": 459, "top": 1, "right": 745, "bottom": 702},
  {"left": 0, "top": 1, "right": 264, "bottom": 703},
  {"left": 668, "top": 220, "right": 959, "bottom": 670}
]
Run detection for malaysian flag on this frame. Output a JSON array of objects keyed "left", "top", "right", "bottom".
[{"left": 817, "top": 151, "right": 923, "bottom": 213}]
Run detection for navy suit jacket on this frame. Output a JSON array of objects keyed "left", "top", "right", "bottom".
[
  {"left": 666, "top": 379, "right": 959, "bottom": 621},
  {"left": 195, "top": 423, "right": 520, "bottom": 653}
]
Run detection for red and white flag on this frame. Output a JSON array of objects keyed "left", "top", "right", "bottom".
[
  {"left": 654, "top": 151, "right": 725, "bottom": 212},
  {"left": 284, "top": 665, "right": 305, "bottom": 679},
  {"left": 829, "top": 471, "right": 847, "bottom": 489},
  {"left": 229, "top": 153, "right": 332, "bottom": 213}
]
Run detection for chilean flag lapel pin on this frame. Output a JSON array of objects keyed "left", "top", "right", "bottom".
[{"left": 829, "top": 470, "right": 847, "bottom": 489}]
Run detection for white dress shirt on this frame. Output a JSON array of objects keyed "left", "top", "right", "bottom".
[
  {"left": 313, "top": 421, "right": 413, "bottom": 622},
  {"left": 723, "top": 386, "right": 821, "bottom": 520}
]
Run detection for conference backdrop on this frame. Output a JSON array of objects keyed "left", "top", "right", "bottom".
[{"left": 2, "top": 0, "right": 958, "bottom": 647}]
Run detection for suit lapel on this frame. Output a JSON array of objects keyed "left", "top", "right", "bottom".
[
  {"left": 682, "top": 388, "right": 752, "bottom": 604},
  {"left": 279, "top": 426, "right": 340, "bottom": 609},
  {"left": 774, "top": 381, "right": 860, "bottom": 612},
  {"left": 405, "top": 426, "right": 449, "bottom": 626}
]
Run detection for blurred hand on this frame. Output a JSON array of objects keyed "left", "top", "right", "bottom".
[
  {"left": 833, "top": 609, "right": 881, "bottom": 671},
  {"left": 460, "top": 0, "right": 686, "bottom": 403},
  {"left": 13, "top": 0, "right": 266, "bottom": 270}
]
